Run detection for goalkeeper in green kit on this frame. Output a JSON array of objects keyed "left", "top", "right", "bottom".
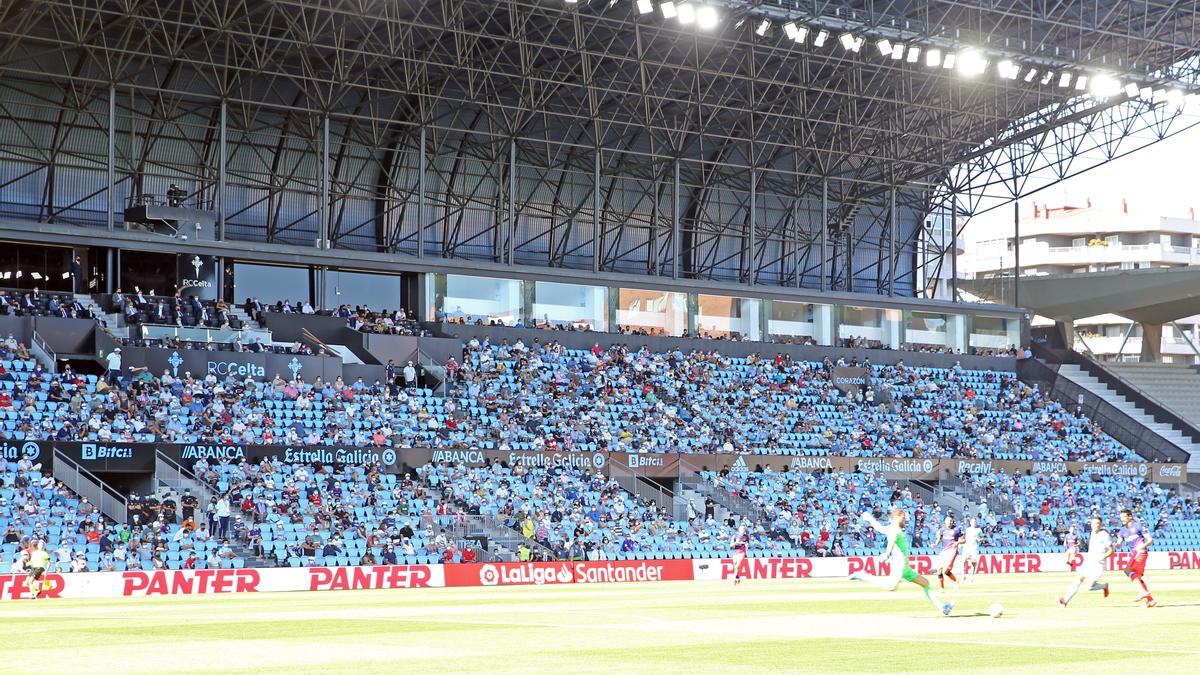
[{"left": 849, "top": 507, "right": 953, "bottom": 616}]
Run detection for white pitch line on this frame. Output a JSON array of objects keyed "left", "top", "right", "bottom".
[{"left": 865, "top": 635, "right": 1200, "bottom": 656}]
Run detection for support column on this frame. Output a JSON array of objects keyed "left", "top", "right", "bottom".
[
  {"left": 508, "top": 140, "right": 517, "bottom": 265},
  {"left": 218, "top": 100, "right": 227, "bottom": 241},
  {"left": 950, "top": 205, "right": 958, "bottom": 301},
  {"left": 593, "top": 150, "right": 601, "bottom": 274},
  {"left": 418, "top": 126, "right": 427, "bottom": 258},
  {"left": 672, "top": 161, "right": 680, "bottom": 279},
  {"left": 888, "top": 187, "right": 897, "bottom": 297},
  {"left": 1013, "top": 198, "right": 1021, "bottom": 307},
  {"left": 320, "top": 116, "right": 330, "bottom": 250},
  {"left": 107, "top": 84, "right": 116, "bottom": 231},
  {"left": 747, "top": 167, "right": 756, "bottom": 285},
  {"left": 1055, "top": 319, "right": 1075, "bottom": 351},
  {"left": 819, "top": 180, "right": 828, "bottom": 291},
  {"left": 814, "top": 303, "right": 834, "bottom": 346},
  {"left": 1140, "top": 322, "right": 1164, "bottom": 362}
]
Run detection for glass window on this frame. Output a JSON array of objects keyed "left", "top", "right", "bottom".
[
  {"left": 430, "top": 273, "right": 522, "bottom": 325},
  {"left": 969, "top": 316, "right": 1020, "bottom": 354},
  {"left": 907, "top": 311, "right": 949, "bottom": 348},
  {"left": 325, "top": 269, "right": 404, "bottom": 311},
  {"left": 767, "top": 300, "right": 817, "bottom": 343},
  {"left": 232, "top": 263, "right": 310, "bottom": 306},
  {"left": 838, "top": 305, "right": 883, "bottom": 345},
  {"left": 696, "top": 295, "right": 760, "bottom": 340},
  {"left": 615, "top": 288, "right": 686, "bottom": 336},
  {"left": 531, "top": 282, "right": 607, "bottom": 331}
]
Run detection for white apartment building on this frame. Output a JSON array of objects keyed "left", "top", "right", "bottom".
[{"left": 961, "top": 201, "right": 1200, "bottom": 363}]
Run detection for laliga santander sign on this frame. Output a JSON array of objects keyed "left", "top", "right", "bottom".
[{"left": 444, "top": 560, "right": 695, "bottom": 587}]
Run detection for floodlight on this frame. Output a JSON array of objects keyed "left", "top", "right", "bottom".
[
  {"left": 813, "top": 30, "right": 828, "bottom": 47},
  {"left": 676, "top": 2, "right": 695, "bottom": 24},
  {"left": 660, "top": 1, "right": 677, "bottom": 18},
  {"left": 890, "top": 43, "right": 904, "bottom": 60},
  {"left": 956, "top": 50, "right": 987, "bottom": 76},
  {"left": 905, "top": 46, "right": 919, "bottom": 63},
  {"left": 925, "top": 48, "right": 941, "bottom": 67},
  {"left": 755, "top": 19, "right": 770, "bottom": 37},
  {"left": 1088, "top": 74, "right": 1120, "bottom": 98},
  {"left": 696, "top": 5, "right": 718, "bottom": 30},
  {"left": 877, "top": 39, "right": 892, "bottom": 56},
  {"left": 637, "top": 0, "right": 653, "bottom": 15}
]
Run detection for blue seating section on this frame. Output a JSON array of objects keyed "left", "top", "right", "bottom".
[{"left": 455, "top": 342, "right": 1139, "bottom": 461}]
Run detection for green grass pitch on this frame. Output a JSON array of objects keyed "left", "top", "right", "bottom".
[{"left": 2, "top": 571, "right": 1199, "bottom": 673}]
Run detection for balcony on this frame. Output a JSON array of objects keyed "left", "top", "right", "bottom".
[{"left": 964, "top": 241, "right": 1199, "bottom": 274}]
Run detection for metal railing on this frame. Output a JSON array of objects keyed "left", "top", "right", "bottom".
[
  {"left": 29, "top": 329, "right": 57, "bottom": 372},
  {"left": 52, "top": 450, "right": 128, "bottom": 524},
  {"left": 139, "top": 324, "right": 272, "bottom": 345}
]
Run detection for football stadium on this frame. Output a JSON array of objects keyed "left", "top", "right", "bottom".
[{"left": 3, "top": 0, "right": 1200, "bottom": 671}]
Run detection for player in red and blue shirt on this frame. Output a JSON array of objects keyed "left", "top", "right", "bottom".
[
  {"left": 1116, "top": 509, "right": 1156, "bottom": 607},
  {"left": 1063, "top": 526, "right": 1080, "bottom": 573},
  {"left": 934, "top": 515, "right": 964, "bottom": 590},
  {"left": 730, "top": 525, "right": 750, "bottom": 586}
]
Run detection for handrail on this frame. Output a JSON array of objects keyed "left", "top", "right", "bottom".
[
  {"left": 155, "top": 449, "right": 195, "bottom": 478},
  {"left": 30, "top": 329, "right": 57, "bottom": 372},
  {"left": 52, "top": 449, "right": 128, "bottom": 524}
]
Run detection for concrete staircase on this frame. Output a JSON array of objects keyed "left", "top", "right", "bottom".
[
  {"left": 229, "top": 306, "right": 262, "bottom": 330},
  {"left": 1058, "top": 363, "right": 1200, "bottom": 474},
  {"left": 1105, "top": 363, "right": 1200, "bottom": 429},
  {"left": 676, "top": 485, "right": 735, "bottom": 524},
  {"left": 77, "top": 293, "right": 129, "bottom": 338}
]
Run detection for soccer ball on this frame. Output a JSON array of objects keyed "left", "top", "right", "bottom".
[{"left": 988, "top": 603, "right": 1004, "bottom": 618}]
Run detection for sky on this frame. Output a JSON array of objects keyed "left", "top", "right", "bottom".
[{"left": 963, "top": 119, "right": 1200, "bottom": 243}]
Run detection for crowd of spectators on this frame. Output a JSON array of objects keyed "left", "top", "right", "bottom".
[
  {"left": 447, "top": 338, "right": 1136, "bottom": 461},
  {"left": 422, "top": 462, "right": 776, "bottom": 561},
  {"left": 956, "top": 470, "right": 1200, "bottom": 550},
  {"left": 109, "top": 287, "right": 243, "bottom": 330},
  {"left": 0, "top": 288, "right": 97, "bottom": 320},
  {"left": 188, "top": 456, "right": 479, "bottom": 567},
  {"left": 0, "top": 333, "right": 1137, "bottom": 461},
  {"left": 0, "top": 456, "right": 237, "bottom": 573}
]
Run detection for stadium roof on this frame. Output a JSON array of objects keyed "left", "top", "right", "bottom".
[
  {"left": 1, "top": 0, "right": 1199, "bottom": 295},
  {"left": 962, "top": 266, "right": 1200, "bottom": 324}
]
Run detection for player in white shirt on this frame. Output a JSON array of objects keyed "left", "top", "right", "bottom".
[
  {"left": 962, "top": 517, "right": 983, "bottom": 584},
  {"left": 1058, "top": 516, "right": 1112, "bottom": 608}
]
